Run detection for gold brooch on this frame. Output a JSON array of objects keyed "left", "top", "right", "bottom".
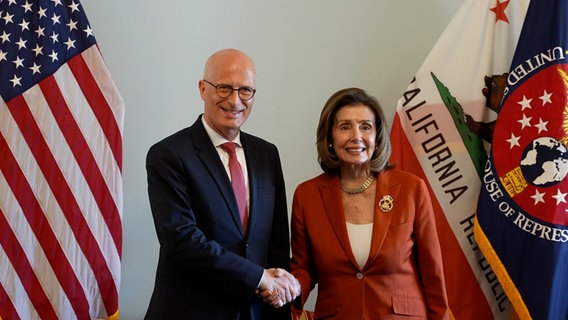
[{"left": 379, "top": 195, "right": 394, "bottom": 213}]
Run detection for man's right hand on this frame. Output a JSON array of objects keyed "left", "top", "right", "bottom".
[{"left": 257, "top": 268, "right": 300, "bottom": 308}]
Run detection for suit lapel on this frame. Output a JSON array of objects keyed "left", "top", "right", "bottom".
[
  {"left": 366, "top": 170, "right": 399, "bottom": 268},
  {"left": 240, "top": 134, "right": 256, "bottom": 235},
  {"left": 192, "top": 118, "right": 245, "bottom": 235}
]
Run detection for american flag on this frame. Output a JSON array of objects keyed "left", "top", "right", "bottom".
[{"left": 0, "top": 0, "right": 123, "bottom": 319}]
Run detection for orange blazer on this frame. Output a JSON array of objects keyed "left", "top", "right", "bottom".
[{"left": 291, "top": 169, "right": 449, "bottom": 319}]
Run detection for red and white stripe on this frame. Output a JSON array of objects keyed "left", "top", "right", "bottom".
[{"left": 0, "top": 45, "right": 123, "bottom": 320}]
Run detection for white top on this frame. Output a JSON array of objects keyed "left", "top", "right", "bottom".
[{"left": 346, "top": 222, "right": 373, "bottom": 269}]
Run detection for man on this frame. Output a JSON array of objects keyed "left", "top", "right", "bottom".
[{"left": 145, "top": 49, "right": 298, "bottom": 320}]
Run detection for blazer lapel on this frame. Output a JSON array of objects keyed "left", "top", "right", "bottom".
[
  {"left": 366, "top": 170, "right": 400, "bottom": 268},
  {"left": 192, "top": 118, "right": 244, "bottom": 235},
  {"left": 320, "top": 175, "right": 361, "bottom": 269}
]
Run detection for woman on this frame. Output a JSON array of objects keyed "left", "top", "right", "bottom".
[{"left": 290, "top": 88, "right": 449, "bottom": 319}]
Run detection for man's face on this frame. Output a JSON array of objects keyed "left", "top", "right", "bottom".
[{"left": 200, "top": 54, "right": 255, "bottom": 141}]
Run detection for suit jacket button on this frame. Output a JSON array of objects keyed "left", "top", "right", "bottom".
[{"left": 356, "top": 272, "right": 364, "bottom": 280}]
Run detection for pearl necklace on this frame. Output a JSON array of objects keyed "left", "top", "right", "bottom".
[{"left": 340, "top": 175, "right": 375, "bottom": 195}]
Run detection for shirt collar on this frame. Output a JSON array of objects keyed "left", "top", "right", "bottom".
[{"left": 201, "top": 116, "right": 242, "bottom": 148}]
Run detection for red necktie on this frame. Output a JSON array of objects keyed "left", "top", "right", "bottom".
[{"left": 220, "top": 142, "right": 248, "bottom": 233}]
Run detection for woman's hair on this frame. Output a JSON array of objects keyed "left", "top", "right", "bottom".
[{"left": 316, "top": 87, "right": 392, "bottom": 175}]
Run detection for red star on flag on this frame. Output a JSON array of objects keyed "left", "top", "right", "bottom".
[{"left": 490, "top": 0, "right": 510, "bottom": 23}]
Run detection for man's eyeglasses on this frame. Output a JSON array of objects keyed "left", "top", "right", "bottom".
[{"left": 203, "top": 80, "right": 256, "bottom": 101}]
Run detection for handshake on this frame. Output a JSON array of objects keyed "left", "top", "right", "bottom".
[{"left": 257, "top": 268, "right": 301, "bottom": 308}]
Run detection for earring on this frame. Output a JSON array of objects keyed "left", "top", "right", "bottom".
[{"left": 328, "top": 144, "right": 333, "bottom": 149}]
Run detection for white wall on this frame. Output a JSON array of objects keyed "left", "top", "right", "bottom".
[{"left": 80, "top": 1, "right": 462, "bottom": 318}]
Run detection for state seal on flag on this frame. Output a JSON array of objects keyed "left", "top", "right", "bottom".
[{"left": 492, "top": 64, "right": 568, "bottom": 226}]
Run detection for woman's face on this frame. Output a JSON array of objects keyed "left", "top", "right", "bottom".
[{"left": 331, "top": 103, "right": 377, "bottom": 168}]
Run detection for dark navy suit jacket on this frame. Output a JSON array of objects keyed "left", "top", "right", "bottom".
[{"left": 145, "top": 115, "right": 290, "bottom": 320}]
